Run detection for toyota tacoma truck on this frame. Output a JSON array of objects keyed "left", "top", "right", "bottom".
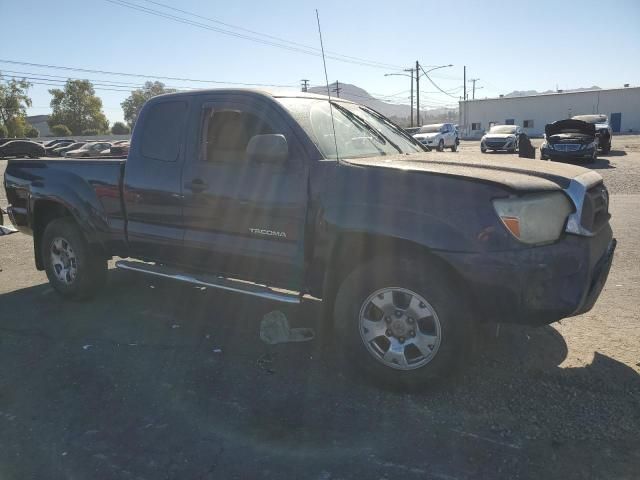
[{"left": 3, "top": 89, "right": 616, "bottom": 389}]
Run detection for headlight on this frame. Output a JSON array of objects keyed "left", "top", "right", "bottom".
[
  {"left": 543, "top": 142, "right": 554, "bottom": 150},
  {"left": 493, "top": 192, "right": 573, "bottom": 244}
]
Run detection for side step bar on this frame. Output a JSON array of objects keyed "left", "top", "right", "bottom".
[{"left": 115, "top": 260, "right": 301, "bottom": 304}]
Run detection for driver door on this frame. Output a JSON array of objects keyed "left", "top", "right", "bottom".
[{"left": 180, "top": 96, "right": 309, "bottom": 289}]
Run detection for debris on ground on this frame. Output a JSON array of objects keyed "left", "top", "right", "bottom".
[
  {"left": 259, "top": 310, "right": 315, "bottom": 345},
  {"left": 257, "top": 353, "right": 275, "bottom": 374}
]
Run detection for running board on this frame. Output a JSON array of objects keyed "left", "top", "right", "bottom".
[{"left": 115, "top": 260, "right": 301, "bottom": 304}]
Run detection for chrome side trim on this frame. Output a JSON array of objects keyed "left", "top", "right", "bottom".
[
  {"left": 564, "top": 171, "right": 603, "bottom": 237},
  {"left": 116, "top": 260, "right": 301, "bottom": 304}
]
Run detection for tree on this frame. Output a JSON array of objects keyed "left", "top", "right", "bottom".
[
  {"left": 48, "top": 80, "right": 109, "bottom": 135},
  {"left": 0, "top": 123, "right": 7, "bottom": 138},
  {"left": 25, "top": 125, "right": 39, "bottom": 138},
  {"left": 111, "top": 121, "right": 131, "bottom": 135},
  {"left": 121, "top": 81, "right": 176, "bottom": 128},
  {"left": 0, "top": 74, "right": 32, "bottom": 137},
  {"left": 50, "top": 124, "right": 72, "bottom": 137}
]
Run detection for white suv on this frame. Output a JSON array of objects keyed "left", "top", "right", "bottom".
[{"left": 413, "top": 123, "right": 458, "bottom": 152}]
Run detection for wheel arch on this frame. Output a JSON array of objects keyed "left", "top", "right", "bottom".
[{"left": 321, "top": 230, "right": 471, "bottom": 326}]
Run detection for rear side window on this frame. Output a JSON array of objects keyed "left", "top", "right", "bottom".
[
  {"left": 200, "top": 108, "right": 275, "bottom": 163},
  {"left": 141, "top": 101, "right": 188, "bottom": 162}
]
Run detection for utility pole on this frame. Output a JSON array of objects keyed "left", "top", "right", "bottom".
[
  {"left": 332, "top": 80, "right": 341, "bottom": 98},
  {"left": 408, "top": 68, "right": 414, "bottom": 127},
  {"left": 463, "top": 65, "right": 466, "bottom": 137},
  {"left": 300, "top": 79, "right": 310, "bottom": 92},
  {"left": 415, "top": 60, "right": 420, "bottom": 126},
  {"left": 468, "top": 78, "right": 480, "bottom": 100}
]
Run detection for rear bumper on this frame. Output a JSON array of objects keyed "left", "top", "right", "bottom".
[{"left": 438, "top": 225, "right": 615, "bottom": 325}]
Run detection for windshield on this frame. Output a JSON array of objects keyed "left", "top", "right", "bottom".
[
  {"left": 277, "top": 97, "right": 423, "bottom": 159},
  {"left": 418, "top": 125, "right": 442, "bottom": 133},
  {"left": 489, "top": 125, "right": 517, "bottom": 134}
]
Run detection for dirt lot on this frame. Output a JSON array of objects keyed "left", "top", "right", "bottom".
[{"left": 1, "top": 137, "right": 639, "bottom": 479}]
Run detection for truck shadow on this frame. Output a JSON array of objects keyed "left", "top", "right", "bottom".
[{"left": 0, "top": 270, "right": 638, "bottom": 478}]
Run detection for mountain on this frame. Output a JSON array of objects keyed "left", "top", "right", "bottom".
[
  {"left": 503, "top": 86, "right": 601, "bottom": 98},
  {"left": 307, "top": 82, "right": 457, "bottom": 126}
]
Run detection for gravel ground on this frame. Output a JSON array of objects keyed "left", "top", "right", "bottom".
[{"left": 0, "top": 138, "right": 638, "bottom": 479}]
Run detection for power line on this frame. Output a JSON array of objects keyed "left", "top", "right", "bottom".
[
  {"left": 104, "top": 0, "right": 407, "bottom": 71},
  {"left": 418, "top": 64, "right": 459, "bottom": 99},
  {"left": 138, "top": 0, "right": 406, "bottom": 70},
  {"left": 0, "top": 59, "right": 297, "bottom": 87}
]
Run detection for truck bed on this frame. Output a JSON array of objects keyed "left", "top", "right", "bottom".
[{"left": 4, "top": 158, "right": 127, "bottom": 245}]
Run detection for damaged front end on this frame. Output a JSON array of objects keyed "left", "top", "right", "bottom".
[{"left": 541, "top": 119, "right": 598, "bottom": 161}]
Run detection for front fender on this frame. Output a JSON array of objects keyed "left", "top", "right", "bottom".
[{"left": 323, "top": 203, "right": 475, "bottom": 252}]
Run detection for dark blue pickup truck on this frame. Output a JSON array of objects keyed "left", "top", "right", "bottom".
[{"left": 3, "top": 89, "right": 615, "bottom": 388}]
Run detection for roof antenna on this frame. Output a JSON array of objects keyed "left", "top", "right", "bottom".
[{"left": 315, "top": 9, "right": 340, "bottom": 161}]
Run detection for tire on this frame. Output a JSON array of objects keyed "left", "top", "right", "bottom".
[
  {"left": 334, "top": 255, "right": 470, "bottom": 390},
  {"left": 450, "top": 143, "right": 457, "bottom": 152},
  {"left": 437, "top": 139, "right": 445, "bottom": 152},
  {"left": 480, "top": 146, "right": 487, "bottom": 153},
  {"left": 42, "top": 218, "right": 107, "bottom": 300},
  {"left": 601, "top": 144, "right": 611, "bottom": 154}
]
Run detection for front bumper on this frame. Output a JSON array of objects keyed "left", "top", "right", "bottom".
[
  {"left": 438, "top": 225, "right": 615, "bottom": 325},
  {"left": 541, "top": 145, "right": 596, "bottom": 159}
]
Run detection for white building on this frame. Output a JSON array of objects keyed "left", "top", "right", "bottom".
[{"left": 459, "top": 86, "right": 640, "bottom": 138}]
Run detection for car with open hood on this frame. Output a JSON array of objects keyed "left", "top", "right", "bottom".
[
  {"left": 412, "top": 123, "right": 458, "bottom": 151},
  {"left": 572, "top": 114, "right": 612, "bottom": 154},
  {"left": 541, "top": 119, "right": 598, "bottom": 162},
  {"left": 480, "top": 124, "right": 525, "bottom": 153}
]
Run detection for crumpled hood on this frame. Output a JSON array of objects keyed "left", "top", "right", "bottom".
[
  {"left": 344, "top": 151, "right": 602, "bottom": 191},
  {"left": 545, "top": 119, "right": 595, "bottom": 138}
]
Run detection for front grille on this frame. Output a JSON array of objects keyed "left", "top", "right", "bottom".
[
  {"left": 486, "top": 141, "right": 506, "bottom": 148},
  {"left": 554, "top": 144, "right": 581, "bottom": 152},
  {"left": 581, "top": 184, "right": 610, "bottom": 232}
]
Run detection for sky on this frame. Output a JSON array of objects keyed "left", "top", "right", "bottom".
[{"left": 2, "top": 0, "right": 639, "bottom": 124}]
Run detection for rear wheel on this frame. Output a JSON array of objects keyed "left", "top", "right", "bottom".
[
  {"left": 42, "top": 218, "right": 107, "bottom": 299},
  {"left": 601, "top": 144, "right": 611, "bottom": 154},
  {"left": 450, "top": 143, "right": 457, "bottom": 152},
  {"left": 334, "top": 256, "right": 470, "bottom": 390}
]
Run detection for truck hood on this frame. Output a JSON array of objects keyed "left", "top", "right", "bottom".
[
  {"left": 545, "top": 119, "right": 595, "bottom": 138},
  {"left": 344, "top": 151, "right": 601, "bottom": 191}
]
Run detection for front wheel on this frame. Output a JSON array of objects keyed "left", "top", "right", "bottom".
[
  {"left": 334, "top": 256, "right": 470, "bottom": 390},
  {"left": 42, "top": 218, "right": 107, "bottom": 299},
  {"left": 437, "top": 139, "right": 445, "bottom": 152}
]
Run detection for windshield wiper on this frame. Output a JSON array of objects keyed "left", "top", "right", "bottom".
[
  {"left": 331, "top": 102, "right": 401, "bottom": 154},
  {"left": 360, "top": 106, "right": 423, "bottom": 152}
]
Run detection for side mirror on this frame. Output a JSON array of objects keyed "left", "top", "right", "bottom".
[{"left": 246, "top": 134, "right": 288, "bottom": 164}]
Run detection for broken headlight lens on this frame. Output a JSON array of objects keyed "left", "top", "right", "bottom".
[{"left": 493, "top": 192, "right": 573, "bottom": 244}]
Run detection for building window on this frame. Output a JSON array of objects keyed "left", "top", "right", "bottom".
[
  {"left": 505, "top": 118, "right": 515, "bottom": 125},
  {"left": 471, "top": 122, "right": 481, "bottom": 130},
  {"left": 523, "top": 120, "right": 534, "bottom": 128}
]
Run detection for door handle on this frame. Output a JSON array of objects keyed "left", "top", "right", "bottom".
[{"left": 186, "top": 178, "right": 208, "bottom": 193}]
